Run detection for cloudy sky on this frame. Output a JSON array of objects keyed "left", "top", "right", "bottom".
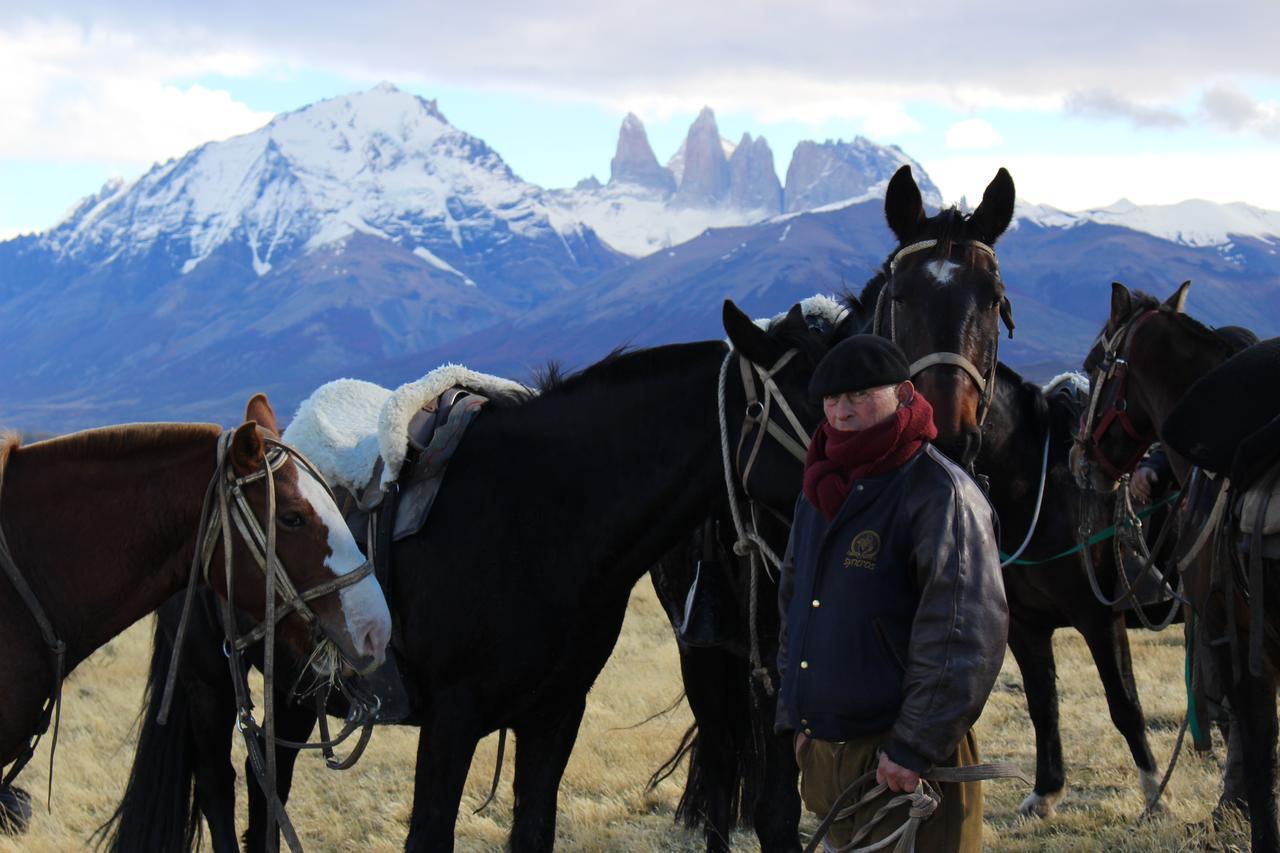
[{"left": 2, "top": 1, "right": 1279, "bottom": 238}]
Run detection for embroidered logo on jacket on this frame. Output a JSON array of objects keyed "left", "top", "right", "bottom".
[{"left": 844, "top": 530, "right": 881, "bottom": 569}]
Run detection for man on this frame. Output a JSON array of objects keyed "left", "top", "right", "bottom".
[{"left": 776, "top": 335, "right": 1008, "bottom": 851}]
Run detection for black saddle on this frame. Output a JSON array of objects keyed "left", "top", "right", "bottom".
[{"left": 1162, "top": 337, "right": 1280, "bottom": 490}]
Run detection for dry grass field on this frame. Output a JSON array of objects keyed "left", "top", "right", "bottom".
[{"left": 1, "top": 580, "right": 1250, "bottom": 852}]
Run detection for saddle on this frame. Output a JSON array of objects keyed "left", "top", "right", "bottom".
[
  {"left": 283, "top": 365, "right": 533, "bottom": 585},
  {"left": 1162, "top": 337, "right": 1280, "bottom": 491}
]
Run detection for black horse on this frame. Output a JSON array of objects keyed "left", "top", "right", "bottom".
[
  {"left": 101, "top": 299, "right": 853, "bottom": 852},
  {"left": 857, "top": 165, "right": 1164, "bottom": 816},
  {"left": 644, "top": 296, "right": 860, "bottom": 853}
]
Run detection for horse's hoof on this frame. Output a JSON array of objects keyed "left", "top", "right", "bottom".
[
  {"left": 1139, "top": 769, "right": 1168, "bottom": 816},
  {"left": 0, "top": 786, "right": 32, "bottom": 835},
  {"left": 1018, "top": 788, "right": 1065, "bottom": 819}
]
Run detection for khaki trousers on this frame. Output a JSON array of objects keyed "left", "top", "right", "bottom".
[{"left": 797, "top": 730, "right": 983, "bottom": 852}]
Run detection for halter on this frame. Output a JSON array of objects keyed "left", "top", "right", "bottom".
[
  {"left": 716, "top": 345, "right": 814, "bottom": 697},
  {"left": 0, "top": 431, "right": 378, "bottom": 839},
  {"left": 1077, "top": 309, "right": 1159, "bottom": 483},
  {"left": 159, "top": 431, "right": 380, "bottom": 853},
  {"left": 875, "top": 238, "right": 1008, "bottom": 428}
]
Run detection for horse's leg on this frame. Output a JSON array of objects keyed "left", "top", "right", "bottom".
[
  {"left": 186, "top": 676, "right": 243, "bottom": 853},
  {"left": 0, "top": 785, "right": 32, "bottom": 835},
  {"left": 242, "top": 697, "right": 318, "bottom": 853},
  {"left": 405, "top": 697, "right": 481, "bottom": 853},
  {"left": 1233, "top": 671, "right": 1279, "bottom": 852},
  {"left": 1007, "top": 616, "right": 1066, "bottom": 817},
  {"left": 509, "top": 696, "right": 589, "bottom": 853},
  {"left": 678, "top": 645, "right": 743, "bottom": 853},
  {"left": 1075, "top": 610, "right": 1160, "bottom": 809},
  {"left": 751, "top": 722, "right": 802, "bottom": 853}
]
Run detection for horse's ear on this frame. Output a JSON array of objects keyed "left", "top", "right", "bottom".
[
  {"left": 723, "top": 299, "right": 782, "bottom": 366},
  {"left": 229, "top": 421, "right": 265, "bottom": 477},
  {"left": 1164, "top": 280, "right": 1191, "bottom": 313},
  {"left": 1109, "top": 281, "right": 1133, "bottom": 326},
  {"left": 244, "top": 393, "right": 280, "bottom": 436},
  {"left": 884, "top": 165, "right": 925, "bottom": 243},
  {"left": 969, "top": 168, "right": 1015, "bottom": 245}
]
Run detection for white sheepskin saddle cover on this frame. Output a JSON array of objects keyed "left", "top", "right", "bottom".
[{"left": 283, "top": 363, "right": 532, "bottom": 495}]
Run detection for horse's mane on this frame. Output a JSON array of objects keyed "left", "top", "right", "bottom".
[
  {"left": 1128, "top": 290, "right": 1236, "bottom": 358},
  {"left": 20, "top": 423, "right": 221, "bottom": 460},
  {"left": 529, "top": 346, "right": 632, "bottom": 398},
  {"left": 994, "top": 362, "right": 1055, "bottom": 434},
  {"left": 521, "top": 304, "right": 857, "bottom": 405}
]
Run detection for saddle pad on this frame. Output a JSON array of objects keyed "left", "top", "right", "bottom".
[
  {"left": 1162, "top": 337, "right": 1280, "bottom": 479},
  {"left": 282, "top": 379, "right": 390, "bottom": 495},
  {"left": 377, "top": 363, "right": 531, "bottom": 489},
  {"left": 285, "top": 364, "right": 532, "bottom": 499}
]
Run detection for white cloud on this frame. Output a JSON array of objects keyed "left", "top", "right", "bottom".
[
  {"left": 927, "top": 151, "right": 1280, "bottom": 211},
  {"left": 944, "top": 119, "right": 1002, "bottom": 150},
  {"left": 0, "top": 20, "right": 273, "bottom": 165},
  {"left": 6, "top": 3, "right": 1278, "bottom": 127}
]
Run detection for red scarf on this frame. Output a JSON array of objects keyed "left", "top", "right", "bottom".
[{"left": 802, "top": 394, "right": 938, "bottom": 521}]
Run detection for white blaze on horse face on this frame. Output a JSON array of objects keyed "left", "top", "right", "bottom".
[
  {"left": 296, "top": 472, "right": 391, "bottom": 668},
  {"left": 926, "top": 259, "right": 961, "bottom": 285}
]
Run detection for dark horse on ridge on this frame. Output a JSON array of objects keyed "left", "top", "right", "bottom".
[
  {"left": 103, "top": 300, "right": 857, "bottom": 851},
  {"left": 0, "top": 394, "right": 391, "bottom": 837}
]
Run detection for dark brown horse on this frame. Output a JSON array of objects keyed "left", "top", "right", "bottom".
[
  {"left": 0, "top": 394, "right": 391, "bottom": 835},
  {"left": 1071, "top": 281, "right": 1280, "bottom": 850},
  {"left": 866, "top": 167, "right": 1167, "bottom": 817}
]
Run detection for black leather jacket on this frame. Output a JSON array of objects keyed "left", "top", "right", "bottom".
[{"left": 776, "top": 444, "right": 1008, "bottom": 772}]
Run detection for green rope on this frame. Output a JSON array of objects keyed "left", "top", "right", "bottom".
[
  {"left": 1186, "top": 614, "right": 1203, "bottom": 747},
  {"left": 1000, "top": 490, "right": 1182, "bottom": 566}
]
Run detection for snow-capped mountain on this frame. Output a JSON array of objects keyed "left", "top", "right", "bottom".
[
  {"left": 1016, "top": 198, "right": 1280, "bottom": 250},
  {"left": 3, "top": 81, "right": 1277, "bottom": 433},
  {"left": 33, "top": 81, "right": 622, "bottom": 309},
  {"left": 784, "top": 138, "right": 942, "bottom": 213}
]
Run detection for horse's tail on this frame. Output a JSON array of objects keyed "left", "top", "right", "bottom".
[
  {"left": 647, "top": 717, "right": 765, "bottom": 832},
  {"left": 94, "top": 617, "right": 203, "bottom": 852}
]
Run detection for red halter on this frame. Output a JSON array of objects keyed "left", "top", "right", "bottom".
[{"left": 1080, "top": 309, "right": 1159, "bottom": 482}]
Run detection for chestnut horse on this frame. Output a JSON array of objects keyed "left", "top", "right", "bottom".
[{"left": 0, "top": 394, "right": 391, "bottom": 836}]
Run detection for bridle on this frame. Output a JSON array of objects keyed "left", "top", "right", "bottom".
[
  {"left": 1076, "top": 309, "right": 1159, "bottom": 483},
  {"left": 716, "top": 342, "right": 818, "bottom": 698},
  {"left": 0, "top": 431, "right": 379, "bottom": 845},
  {"left": 874, "top": 238, "right": 1012, "bottom": 428},
  {"left": 160, "top": 431, "right": 381, "bottom": 853}
]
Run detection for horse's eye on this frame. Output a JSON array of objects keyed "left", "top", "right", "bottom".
[{"left": 278, "top": 512, "right": 307, "bottom": 530}]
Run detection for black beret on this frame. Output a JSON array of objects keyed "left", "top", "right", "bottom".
[{"left": 809, "top": 335, "right": 910, "bottom": 399}]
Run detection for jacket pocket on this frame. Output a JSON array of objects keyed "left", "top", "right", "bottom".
[{"left": 873, "top": 617, "right": 907, "bottom": 672}]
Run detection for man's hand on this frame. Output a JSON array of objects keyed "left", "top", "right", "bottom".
[
  {"left": 1130, "top": 467, "right": 1158, "bottom": 503},
  {"left": 876, "top": 751, "right": 921, "bottom": 793},
  {"left": 794, "top": 731, "right": 808, "bottom": 760}
]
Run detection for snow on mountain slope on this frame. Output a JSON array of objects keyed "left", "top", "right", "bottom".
[
  {"left": 545, "top": 182, "right": 771, "bottom": 257},
  {"left": 40, "top": 83, "right": 597, "bottom": 278},
  {"left": 1016, "top": 198, "right": 1280, "bottom": 248}
]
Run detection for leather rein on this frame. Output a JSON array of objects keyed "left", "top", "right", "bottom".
[
  {"left": 1, "top": 431, "right": 377, "bottom": 833},
  {"left": 164, "top": 431, "right": 382, "bottom": 853},
  {"left": 717, "top": 344, "right": 817, "bottom": 697},
  {"left": 874, "top": 238, "right": 1012, "bottom": 429}
]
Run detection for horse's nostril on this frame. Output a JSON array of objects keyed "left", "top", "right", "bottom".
[{"left": 358, "top": 620, "right": 389, "bottom": 668}]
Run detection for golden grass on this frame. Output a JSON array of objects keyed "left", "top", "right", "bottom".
[{"left": 1, "top": 582, "right": 1250, "bottom": 851}]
